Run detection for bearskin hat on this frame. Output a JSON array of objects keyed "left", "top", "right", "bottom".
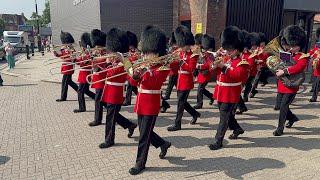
[
  {"left": 242, "top": 30, "right": 251, "bottom": 49},
  {"left": 60, "top": 31, "right": 75, "bottom": 44},
  {"left": 174, "top": 25, "right": 195, "bottom": 47},
  {"left": 280, "top": 25, "right": 306, "bottom": 49},
  {"left": 221, "top": 26, "right": 245, "bottom": 52},
  {"left": 127, "top": 31, "right": 138, "bottom": 48},
  {"left": 140, "top": 25, "right": 167, "bottom": 56},
  {"left": 316, "top": 27, "right": 320, "bottom": 40},
  {"left": 259, "top": 32, "right": 268, "bottom": 44},
  {"left": 249, "top": 32, "right": 261, "bottom": 47},
  {"left": 105, "top": 28, "right": 129, "bottom": 53},
  {"left": 194, "top": 33, "right": 203, "bottom": 45},
  {"left": 169, "top": 32, "right": 176, "bottom": 46},
  {"left": 90, "top": 29, "right": 106, "bottom": 47},
  {"left": 80, "top": 32, "right": 93, "bottom": 48},
  {"left": 201, "top": 34, "right": 215, "bottom": 51}
]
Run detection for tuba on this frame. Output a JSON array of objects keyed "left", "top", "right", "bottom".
[
  {"left": 265, "top": 37, "right": 306, "bottom": 87},
  {"left": 311, "top": 50, "right": 320, "bottom": 71}
]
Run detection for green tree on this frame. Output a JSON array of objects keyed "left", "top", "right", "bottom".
[
  {"left": 42, "top": 1, "right": 51, "bottom": 25},
  {"left": 0, "top": 18, "right": 5, "bottom": 37}
]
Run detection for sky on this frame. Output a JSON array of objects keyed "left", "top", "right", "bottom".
[{"left": 0, "top": 0, "right": 46, "bottom": 19}]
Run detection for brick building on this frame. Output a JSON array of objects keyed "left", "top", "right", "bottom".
[
  {"left": 51, "top": 0, "right": 320, "bottom": 49},
  {"left": 0, "top": 13, "right": 27, "bottom": 31}
]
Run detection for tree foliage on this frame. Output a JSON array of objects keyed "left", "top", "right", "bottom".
[
  {"left": 0, "top": 18, "right": 5, "bottom": 37},
  {"left": 26, "top": 1, "right": 51, "bottom": 28}
]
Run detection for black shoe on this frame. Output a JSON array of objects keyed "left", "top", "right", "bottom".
[
  {"left": 209, "top": 99, "right": 214, "bottom": 105},
  {"left": 122, "top": 102, "right": 131, "bottom": 106},
  {"left": 73, "top": 109, "right": 85, "bottom": 113},
  {"left": 128, "top": 124, "right": 137, "bottom": 138},
  {"left": 261, "top": 82, "right": 268, "bottom": 87},
  {"left": 129, "top": 166, "right": 145, "bottom": 175},
  {"left": 167, "top": 125, "right": 181, "bottom": 131},
  {"left": 229, "top": 129, "right": 245, "bottom": 139},
  {"left": 208, "top": 142, "right": 222, "bottom": 150},
  {"left": 286, "top": 118, "right": 299, "bottom": 128},
  {"left": 190, "top": 112, "right": 201, "bottom": 125},
  {"left": 243, "top": 96, "right": 248, "bottom": 102},
  {"left": 88, "top": 121, "right": 102, "bottom": 127},
  {"left": 99, "top": 142, "right": 114, "bottom": 149},
  {"left": 309, "top": 98, "right": 317, "bottom": 102},
  {"left": 56, "top": 99, "right": 66, "bottom": 102},
  {"left": 159, "top": 141, "right": 171, "bottom": 159},
  {"left": 0, "top": 83, "right": 3, "bottom": 86},
  {"left": 236, "top": 108, "right": 248, "bottom": 115},
  {"left": 193, "top": 104, "right": 202, "bottom": 109},
  {"left": 274, "top": 107, "right": 280, "bottom": 111},
  {"left": 160, "top": 106, "right": 169, "bottom": 113},
  {"left": 309, "top": 89, "right": 314, "bottom": 93},
  {"left": 273, "top": 129, "right": 283, "bottom": 136},
  {"left": 249, "top": 90, "right": 258, "bottom": 98}
]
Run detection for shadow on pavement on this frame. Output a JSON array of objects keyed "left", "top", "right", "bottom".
[{"left": 149, "top": 156, "right": 285, "bottom": 179}]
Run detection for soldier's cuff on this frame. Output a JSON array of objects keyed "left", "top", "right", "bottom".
[{"left": 284, "top": 68, "right": 290, "bottom": 75}]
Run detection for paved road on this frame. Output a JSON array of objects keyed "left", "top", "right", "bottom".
[{"left": 0, "top": 54, "right": 320, "bottom": 179}]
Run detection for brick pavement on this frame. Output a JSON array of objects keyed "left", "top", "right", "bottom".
[{"left": 0, "top": 54, "right": 320, "bottom": 179}]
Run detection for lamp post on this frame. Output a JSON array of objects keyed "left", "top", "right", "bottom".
[{"left": 35, "top": 0, "right": 42, "bottom": 54}]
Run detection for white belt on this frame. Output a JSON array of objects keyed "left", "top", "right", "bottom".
[
  {"left": 178, "top": 70, "right": 190, "bottom": 74},
  {"left": 138, "top": 88, "right": 161, "bottom": 94},
  {"left": 106, "top": 81, "right": 125, "bottom": 86},
  {"left": 216, "top": 81, "right": 241, "bottom": 87},
  {"left": 79, "top": 69, "right": 91, "bottom": 72}
]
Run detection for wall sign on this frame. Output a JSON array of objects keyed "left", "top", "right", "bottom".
[{"left": 196, "top": 23, "right": 202, "bottom": 34}]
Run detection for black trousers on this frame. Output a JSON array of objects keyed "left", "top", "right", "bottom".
[
  {"left": 274, "top": 93, "right": 282, "bottom": 110},
  {"left": 259, "top": 67, "right": 270, "bottom": 84},
  {"left": 311, "top": 77, "right": 320, "bottom": 100},
  {"left": 77, "top": 83, "right": 95, "bottom": 111},
  {"left": 251, "top": 71, "right": 261, "bottom": 94},
  {"left": 236, "top": 96, "right": 247, "bottom": 111},
  {"left": 60, "top": 74, "right": 78, "bottom": 100},
  {"left": 196, "top": 82, "right": 213, "bottom": 106},
  {"left": 26, "top": 45, "right": 30, "bottom": 59},
  {"left": 175, "top": 90, "right": 199, "bottom": 126},
  {"left": 94, "top": 89, "right": 104, "bottom": 123},
  {"left": 243, "top": 76, "right": 255, "bottom": 99},
  {"left": 124, "top": 83, "right": 138, "bottom": 104},
  {"left": 215, "top": 103, "right": 242, "bottom": 143},
  {"left": 135, "top": 115, "right": 165, "bottom": 168},
  {"left": 277, "top": 93, "right": 298, "bottom": 131},
  {"left": 104, "top": 104, "right": 135, "bottom": 144},
  {"left": 164, "top": 75, "right": 178, "bottom": 99}
]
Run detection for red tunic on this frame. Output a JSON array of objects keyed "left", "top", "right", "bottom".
[
  {"left": 91, "top": 49, "right": 107, "bottom": 89},
  {"left": 134, "top": 65, "right": 170, "bottom": 116},
  {"left": 101, "top": 64, "right": 127, "bottom": 105},
  {"left": 277, "top": 53, "right": 308, "bottom": 94},
  {"left": 177, "top": 50, "right": 198, "bottom": 91},
  {"left": 309, "top": 47, "right": 320, "bottom": 77},
  {"left": 55, "top": 48, "right": 75, "bottom": 75},
  {"left": 127, "top": 50, "right": 140, "bottom": 86},
  {"left": 213, "top": 56, "right": 250, "bottom": 103},
  {"left": 76, "top": 52, "right": 92, "bottom": 83},
  {"left": 169, "top": 46, "right": 180, "bottom": 76},
  {"left": 197, "top": 52, "right": 214, "bottom": 84},
  {"left": 242, "top": 51, "right": 257, "bottom": 77}
]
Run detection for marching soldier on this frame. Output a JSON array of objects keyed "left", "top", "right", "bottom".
[
  {"left": 209, "top": 26, "right": 249, "bottom": 150},
  {"left": 167, "top": 25, "right": 201, "bottom": 131},
  {"left": 250, "top": 32, "right": 269, "bottom": 98},
  {"left": 129, "top": 25, "right": 171, "bottom": 175},
  {"left": 88, "top": 29, "right": 107, "bottom": 127},
  {"left": 54, "top": 31, "right": 79, "bottom": 102},
  {"left": 309, "top": 27, "right": 320, "bottom": 102},
  {"left": 123, "top": 31, "right": 139, "bottom": 106},
  {"left": 99, "top": 28, "right": 137, "bottom": 148},
  {"left": 73, "top": 32, "right": 96, "bottom": 113},
  {"left": 273, "top": 25, "right": 309, "bottom": 136},
  {"left": 162, "top": 32, "right": 179, "bottom": 100},
  {"left": 194, "top": 34, "right": 215, "bottom": 109}
]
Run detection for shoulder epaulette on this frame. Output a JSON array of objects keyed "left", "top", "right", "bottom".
[
  {"left": 191, "top": 54, "right": 200, "bottom": 58},
  {"left": 237, "top": 59, "right": 249, "bottom": 67},
  {"left": 298, "top": 53, "right": 310, "bottom": 60}
]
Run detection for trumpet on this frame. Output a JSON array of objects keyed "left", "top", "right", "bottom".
[{"left": 88, "top": 49, "right": 181, "bottom": 85}]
